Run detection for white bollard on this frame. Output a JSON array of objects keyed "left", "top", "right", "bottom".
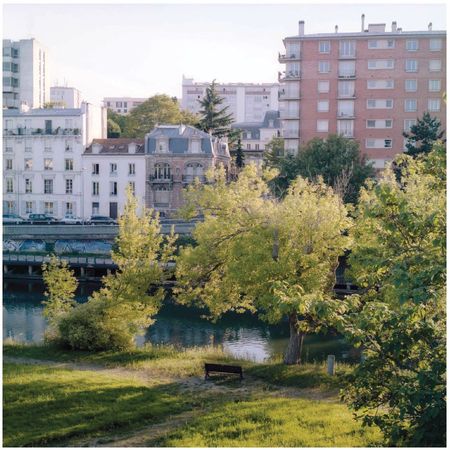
[{"left": 327, "top": 354, "right": 336, "bottom": 376}]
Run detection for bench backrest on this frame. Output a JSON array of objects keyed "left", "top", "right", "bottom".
[{"left": 205, "top": 363, "right": 242, "bottom": 374}]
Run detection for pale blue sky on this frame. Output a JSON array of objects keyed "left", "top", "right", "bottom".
[{"left": 3, "top": 3, "right": 447, "bottom": 105}]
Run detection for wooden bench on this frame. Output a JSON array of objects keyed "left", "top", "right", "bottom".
[{"left": 204, "top": 363, "right": 243, "bottom": 380}]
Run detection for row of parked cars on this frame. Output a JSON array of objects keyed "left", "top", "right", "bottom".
[{"left": 3, "top": 213, "right": 117, "bottom": 225}]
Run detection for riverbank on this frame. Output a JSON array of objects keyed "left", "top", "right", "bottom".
[{"left": 3, "top": 342, "right": 382, "bottom": 447}]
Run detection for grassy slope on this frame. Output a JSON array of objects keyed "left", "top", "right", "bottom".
[{"left": 3, "top": 343, "right": 383, "bottom": 447}]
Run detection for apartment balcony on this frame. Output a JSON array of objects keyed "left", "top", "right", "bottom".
[
  {"left": 338, "top": 53, "right": 356, "bottom": 60},
  {"left": 283, "top": 129, "right": 300, "bottom": 139},
  {"left": 338, "top": 73, "right": 356, "bottom": 79},
  {"left": 3, "top": 127, "right": 81, "bottom": 137},
  {"left": 278, "top": 71, "right": 301, "bottom": 82},
  {"left": 278, "top": 52, "right": 301, "bottom": 63},
  {"left": 338, "top": 131, "right": 355, "bottom": 139},
  {"left": 148, "top": 175, "right": 173, "bottom": 184},
  {"left": 337, "top": 112, "right": 355, "bottom": 119},
  {"left": 182, "top": 175, "right": 206, "bottom": 183},
  {"left": 279, "top": 90, "right": 300, "bottom": 101},
  {"left": 280, "top": 110, "right": 300, "bottom": 120},
  {"left": 337, "top": 93, "right": 356, "bottom": 99}
]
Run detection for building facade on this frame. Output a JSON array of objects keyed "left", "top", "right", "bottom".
[
  {"left": 279, "top": 18, "right": 446, "bottom": 168},
  {"left": 182, "top": 76, "right": 279, "bottom": 123},
  {"left": 83, "top": 139, "right": 146, "bottom": 219},
  {"left": 50, "top": 86, "right": 82, "bottom": 108},
  {"left": 103, "top": 97, "right": 147, "bottom": 115},
  {"left": 3, "top": 38, "right": 50, "bottom": 109},
  {"left": 146, "top": 124, "right": 230, "bottom": 217},
  {"left": 231, "top": 110, "right": 281, "bottom": 167},
  {"left": 3, "top": 104, "right": 107, "bottom": 218}
]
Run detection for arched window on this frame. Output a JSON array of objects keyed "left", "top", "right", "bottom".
[
  {"left": 185, "top": 163, "right": 204, "bottom": 181},
  {"left": 154, "top": 163, "right": 171, "bottom": 180}
]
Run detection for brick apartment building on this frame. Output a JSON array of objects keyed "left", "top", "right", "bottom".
[{"left": 279, "top": 17, "right": 446, "bottom": 169}]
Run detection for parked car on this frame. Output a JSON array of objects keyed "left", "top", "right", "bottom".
[
  {"left": 88, "top": 215, "right": 117, "bottom": 225},
  {"left": 28, "top": 214, "right": 59, "bottom": 225},
  {"left": 2, "top": 214, "right": 25, "bottom": 224},
  {"left": 60, "top": 213, "right": 84, "bottom": 225}
]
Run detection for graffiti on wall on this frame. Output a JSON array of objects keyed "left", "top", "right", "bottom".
[{"left": 3, "top": 240, "right": 112, "bottom": 256}]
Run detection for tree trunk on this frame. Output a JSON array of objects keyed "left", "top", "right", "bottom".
[{"left": 283, "top": 312, "right": 304, "bottom": 365}]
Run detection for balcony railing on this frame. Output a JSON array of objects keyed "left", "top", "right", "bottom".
[
  {"left": 338, "top": 73, "right": 356, "bottom": 79},
  {"left": 149, "top": 175, "right": 173, "bottom": 183},
  {"left": 279, "top": 90, "right": 300, "bottom": 101},
  {"left": 278, "top": 52, "right": 301, "bottom": 63},
  {"left": 337, "top": 112, "right": 355, "bottom": 119},
  {"left": 283, "top": 130, "right": 300, "bottom": 138},
  {"left": 280, "top": 110, "right": 300, "bottom": 120},
  {"left": 278, "top": 71, "right": 301, "bottom": 82},
  {"left": 182, "top": 175, "right": 206, "bottom": 183},
  {"left": 3, "top": 127, "right": 81, "bottom": 136}
]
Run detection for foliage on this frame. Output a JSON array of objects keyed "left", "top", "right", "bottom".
[
  {"left": 43, "top": 101, "right": 65, "bottom": 109},
  {"left": 107, "top": 117, "right": 121, "bottom": 138},
  {"left": 175, "top": 165, "right": 351, "bottom": 364},
  {"left": 42, "top": 256, "right": 78, "bottom": 331},
  {"left": 120, "top": 95, "right": 199, "bottom": 138},
  {"left": 235, "top": 137, "right": 245, "bottom": 168},
  {"left": 403, "top": 111, "right": 445, "bottom": 157},
  {"left": 263, "top": 136, "right": 285, "bottom": 166},
  {"left": 341, "top": 143, "right": 446, "bottom": 446},
  {"left": 197, "top": 80, "right": 234, "bottom": 138},
  {"left": 265, "top": 135, "right": 375, "bottom": 203},
  {"left": 57, "top": 188, "right": 177, "bottom": 351}
]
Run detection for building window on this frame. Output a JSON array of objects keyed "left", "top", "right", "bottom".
[
  {"left": 367, "top": 79, "right": 394, "bottom": 89},
  {"left": 129, "top": 163, "right": 135, "bottom": 175},
  {"left": 404, "top": 119, "right": 416, "bottom": 132},
  {"left": 44, "top": 158, "right": 53, "bottom": 171},
  {"left": 65, "top": 179, "right": 73, "bottom": 194},
  {"left": 317, "top": 80, "right": 330, "bottom": 93},
  {"left": 368, "top": 59, "right": 394, "bottom": 69},
  {"left": 338, "top": 80, "right": 355, "bottom": 97},
  {"left": 406, "top": 39, "right": 418, "bottom": 51},
  {"left": 429, "top": 38, "right": 442, "bottom": 51},
  {"left": 339, "top": 40, "right": 356, "bottom": 57},
  {"left": 384, "top": 139, "right": 392, "bottom": 148},
  {"left": 337, "top": 120, "right": 354, "bottom": 138},
  {"left": 5, "top": 201, "right": 15, "bottom": 214},
  {"left": 5, "top": 159, "right": 13, "bottom": 170},
  {"left": 25, "top": 142, "right": 32, "bottom": 152},
  {"left": 128, "top": 181, "right": 136, "bottom": 195},
  {"left": 110, "top": 163, "right": 117, "bottom": 175},
  {"left": 405, "top": 59, "right": 418, "bottom": 72},
  {"left": 367, "top": 99, "right": 393, "bottom": 109},
  {"left": 404, "top": 79, "right": 418, "bottom": 92},
  {"left": 429, "top": 60, "right": 442, "bottom": 72},
  {"left": 92, "top": 163, "right": 99, "bottom": 175},
  {"left": 24, "top": 158, "right": 33, "bottom": 171},
  {"left": 366, "top": 119, "right": 392, "bottom": 128},
  {"left": 157, "top": 139, "right": 168, "bottom": 152},
  {"left": 92, "top": 181, "right": 99, "bottom": 196},
  {"left": 318, "top": 61, "right": 330, "bottom": 73},
  {"left": 428, "top": 99, "right": 441, "bottom": 112},
  {"left": 44, "top": 179, "right": 53, "bottom": 194},
  {"left": 6, "top": 178, "right": 14, "bottom": 193},
  {"left": 404, "top": 99, "right": 418, "bottom": 112},
  {"left": 338, "top": 100, "right": 354, "bottom": 117},
  {"left": 116, "top": 101, "right": 122, "bottom": 107},
  {"left": 316, "top": 120, "right": 329, "bottom": 132},
  {"left": 92, "top": 202, "right": 99, "bottom": 215},
  {"left": 25, "top": 178, "right": 32, "bottom": 193},
  {"left": 65, "top": 159, "right": 73, "bottom": 171},
  {"left": 368, "top": 39, "right": 395, "bottom": 49},
  {"left": 317, "top": 100, "right": 329, "bottom": 112},
  {"left": 154, "top": 163, "right": 171, "bottom": 180},
  {"left": 428, "top": 79, "right": 441, "bottom": 92},
  {"left": 44, "top": 202, "right": 54, "bottom": 215},
  {"left": 65, "top": 119, "right": 73, "bottom": 129},
  {"left": 66, "top": 202, "right": 73, "bottom": 215},
  {"left": 338, "top": 60, "right": 356, "bottom": 77},
  {"left": 25, "top": 201, "right": 33, "bottom": 214},
  {"left": 318, "top": 40, "right": 330, "bottom": 53},
  {"left": 110, "top": 181, "right": 118, "bottom": 196}
]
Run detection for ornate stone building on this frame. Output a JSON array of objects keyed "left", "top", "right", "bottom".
[{"left": 145, "top": 124, "right": 230, "bottom": 217}]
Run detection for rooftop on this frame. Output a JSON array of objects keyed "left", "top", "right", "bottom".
[
  {"left": 85, "top": 138, "right": 145, "bottom": 155},
  {"left": 3, "top": 108, "right": 84, "bottom": 117}
]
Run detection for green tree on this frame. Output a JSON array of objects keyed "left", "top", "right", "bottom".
[
  {"left": 402, "top": 111, "right": 445, "bottom": 157},
  {"left": 42, "top": 256, "right": 78, "bottom": 333},
  {"left": 56, "top": 187, "right": 177, "bottom": 350},
  {"left": 123, "top": 95, "right": 199, "bottom": 138},
  {"left": 341, "top": 143, "right": 446, "bottom": 446},
  {"left": 235, "top": 137, "right": 245, "bottom": 168},
  {"left": 175, "top": 165, "right": 351, "bottom": 364},
  {"left": 266, "top": 135, "right": 375, "bottom": 204},
  {"left": 107, "top": 118, "right": 121, "bottom": 138},
  {"left": 197, "top": 80, "right": 234, "bottom": 138}
]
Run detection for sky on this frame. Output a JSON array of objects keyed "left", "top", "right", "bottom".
[{"left": 3, "top": 2, "right": 447, "bottom": 105}]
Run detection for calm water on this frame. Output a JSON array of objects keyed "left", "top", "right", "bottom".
[{"left": 3, "top": 280, "right": 356, "bottom": 362}]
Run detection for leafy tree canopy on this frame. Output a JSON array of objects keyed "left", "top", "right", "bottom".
[
  {"left": 107, "top": 118, "right": 121, "bottom": 138},
  {"left": 403, "top": 111, "right": 445, "bottom": 157},
  {"left": 175, "top": 165, "right": 351, "bottom": 364}
]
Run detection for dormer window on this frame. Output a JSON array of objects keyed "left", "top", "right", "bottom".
[
  {"left": 269, "top": 120, "right": 274, "bottom": 128},
  {"left": 190, "top": 139, "right": 201, "bottom": 153},
  {"left": 157, "top": 139, "right": 168, "bottom": 153}
]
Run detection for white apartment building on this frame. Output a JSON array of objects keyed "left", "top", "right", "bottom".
[
  {"left": 103, "top": 97, "right": 147, "bottom": 114},
  {"left": 3, "top": 104, "right": 107, "bottom": 219},
  {"left": 50, "top": 86, "right": 82, "bottom": 108},
  {"left": 82, "top": 139, "right": 146, "bottom": 219},
  {"left": 3, "top": 38, "right": 50, "bottom": 109},
  {"left": 181, "top": 76, "right": 279, "bottom": 123}
]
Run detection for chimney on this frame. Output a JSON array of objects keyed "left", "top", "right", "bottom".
[
  {"left": 428, "top": 22, "right": 432, "bottom": 31},
  {"left": 128, "top": 142, "right": 137, "bottom": 154},
  {"left": 298, "top": 20, "right": 305, "bottom": 36},
  {"left": 92, "top": 143, "right": 102, "bottom": 154},
  {"left": 335, "top": 25, "right": 338, "bottom": 33},
  {"left": 392, "top": 21, "right": 397, "bottom": 32},
  {"left": 361, "top": 14, "right": 365, "bottom": 32}
]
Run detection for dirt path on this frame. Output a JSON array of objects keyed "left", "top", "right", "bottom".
[{"left": 5, "top": 355, "right": 339, "bottom": 447}]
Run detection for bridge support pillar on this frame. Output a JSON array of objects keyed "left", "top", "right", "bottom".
[{"left": 80, "top": 267, "right": 85, "bottom": 278}]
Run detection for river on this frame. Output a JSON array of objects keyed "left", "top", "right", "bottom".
[{"left": 3, "top": 279, "right": 356, "bottom": 363}]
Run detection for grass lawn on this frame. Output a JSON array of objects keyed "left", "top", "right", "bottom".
[{"left": 3, "top": 342, "right": 383, "bottom": 447}]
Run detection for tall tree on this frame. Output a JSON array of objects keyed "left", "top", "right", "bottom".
[
  {"left": 107, "top": 118, "right": 121, "bottom": 138},
  {"left": 341, "top": 143, "right": 446, "bottom": 446},
  {"left": 266, "top": 135, "right": 375, "bottom": 204},
  {"left": 235, "top": 137, "right": 245, "bottom": 168},
  {"left": 197, "top": 80, "right": 234, "bottom": 138},
  {"left": 175, "top": 165, "right": 351, "bottom": 364},
  {"left": 402, "top": 111, "right": 445, "bottom": 157},
  {"left": 123, "top": 95, "right": 198, "bottom": 138}
]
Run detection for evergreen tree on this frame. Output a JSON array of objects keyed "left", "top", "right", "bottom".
[
  {"left": 402, "top": 111, "right": 445, "bottom": 157},
  {"left": 235, "top": 137, "right": 245, "bottom": 168},
  {"left": 197, "top": 80, "right": 234, "bottom": 138}
]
